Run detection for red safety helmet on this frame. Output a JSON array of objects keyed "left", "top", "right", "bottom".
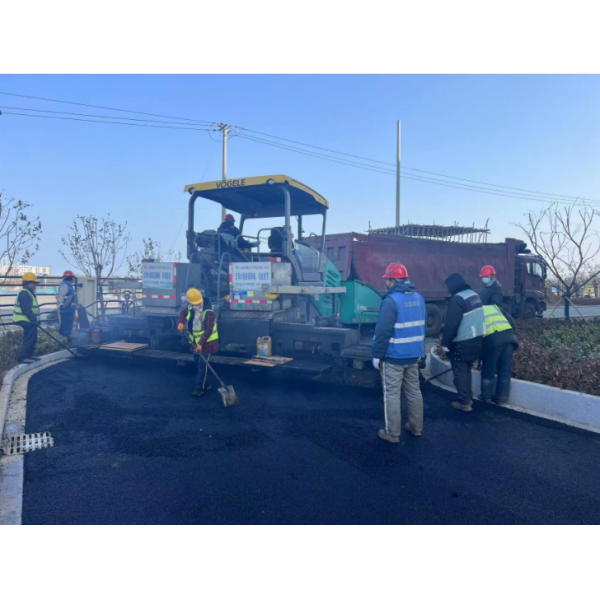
[
  {"left": 480, "top": 265, "right": 496, "bottom": 277},
  {"left": 225, "top": 214, "right": 235, "bottom": 221},
  {"left": 383, "top": 263, "right": 408, "bottom": 280},
  {"left": 63, "top": 270, "right": 75, "bottom": 278}
]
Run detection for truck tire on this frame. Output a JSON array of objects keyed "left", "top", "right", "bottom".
[
  {"left": 426, "top": 304, "right": 443, "bottom": 337},
  {"left": 523, "top": 302, "right": 536, "bottom": 319}
]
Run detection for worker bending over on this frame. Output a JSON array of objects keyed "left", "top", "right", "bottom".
[
  {"left": 442, "top": 273, "right": 485, "bottom": 412},
  {"left": 372, "top": 263, "right": 426, "bottom": 443},
  {"left": 13, "top": 272, "right": 41, "bottom": 364},
  {"left": 178, "top": 288, "right": 219, "bottom": 397},
  {"left": 58, "top": 270, "right": 78, "bottom": 341},
  {"left": 481, "top": 305, "right": 518, "bottom": 404},
  {"left": 480, "top": 265, "right": 503, "bottom": 306}
]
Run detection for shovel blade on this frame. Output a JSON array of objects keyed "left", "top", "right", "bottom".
[{"left": 218, "top": 385, "right": 238, "bottom": 407}]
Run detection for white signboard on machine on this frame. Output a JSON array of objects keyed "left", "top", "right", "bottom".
[
  {"left": 142, "top": 262, "right": 174, "bottom": 289},
  {"left": 231, "top": 262, "right": 271, "bottom": 292}
]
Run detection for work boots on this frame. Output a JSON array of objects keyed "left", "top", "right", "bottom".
[
  {"left": 451, "top": 401, "right": 473, "bottom": 412},
  {"left": 378, "top": 429, "right": 400, "bottom": 444}
]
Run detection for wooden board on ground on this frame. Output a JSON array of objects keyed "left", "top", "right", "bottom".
[
  {"left": 100, "top": 341, "right": 149, "bottom": 352},
  {"left": 252, "top": 355, "right": 294, "bottom": 364},
  {"left": 244, "top": 359, "right": 278, "bottom": 367}
]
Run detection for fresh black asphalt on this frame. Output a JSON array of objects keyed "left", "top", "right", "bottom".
[{"left": 22, "top": 358, "right": 600, "bottom": 524}]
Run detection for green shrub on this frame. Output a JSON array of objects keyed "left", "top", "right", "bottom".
[{"left": 0, "top": 326, "right": 69, "bottom": 381}]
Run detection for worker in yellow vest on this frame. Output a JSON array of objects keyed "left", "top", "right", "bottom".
[
  {"left": 177, "top": 288, "right": 219, "bottom": 397},
  {"left": 481, "top": 304, "right": 518, "bottom": 405},
  {"left": 13, "top": 272, "right": 41, "bottom": 364}
]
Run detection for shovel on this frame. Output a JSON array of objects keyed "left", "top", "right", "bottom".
[
  {"left": 180, "top": 332, "right": 238, "bottom": 407},
  {"left": 197, "top": 351, "right": 239, "bottom": 408}
]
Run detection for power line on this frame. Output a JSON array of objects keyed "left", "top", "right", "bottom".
[
  {"left": 0, "top": 90, "right": 212, "bottom": 124},
  {"left": 2, "top": 111, "right": 212, "bottom": 132},
  {"left": 237, "top": 133, "right": 600, "bottom": 207},
  {"left": 0, "top": 105, "right": 215, "bottom": 127},
  {"left": 237, "top": 133, "right": 398, "bottom": 176},
  {"left": 2, "top": 89, "right": 596, "bottom": 205}
]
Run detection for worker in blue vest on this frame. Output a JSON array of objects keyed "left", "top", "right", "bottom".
[
  {"left": 372, "top": 263, "right": 426, "bottom": 443},
  {"left": 481, "top": 304, "right": 518, "bottom": 404},
  {"left": 441, "top": 273, "right": 485, "bottom": 412},
  {"left": 57, "top": 270, "right": 78, "bottom": 341},
  {"left": 13, "top": 272, "right": 41, "bottom": 364}
]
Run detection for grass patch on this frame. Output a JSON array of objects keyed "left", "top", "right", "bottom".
[{"left": 0, "top": 326, "right": 69, "bottom": 381}]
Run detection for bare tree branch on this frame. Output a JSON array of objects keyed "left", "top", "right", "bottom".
[
  {"left": 59, "top": 214, "right": 130, "bottom": 282},
  {"left": 514, "top": 203, "right": 600, "bottom": 318},
  {"left": 0, "top": 192, "right": 43, "bottom": 284}
]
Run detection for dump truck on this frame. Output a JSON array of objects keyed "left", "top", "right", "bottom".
[{"left": 308, "top": 230, "right": 547, "bottom": 337}]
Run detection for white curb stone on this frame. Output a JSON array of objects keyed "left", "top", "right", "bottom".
[
  {"left": 0, "top": 350, "right": 73, "bottom": 440},
  {"left": 428, "top": 347, "right": 600, "bottom": 434}
]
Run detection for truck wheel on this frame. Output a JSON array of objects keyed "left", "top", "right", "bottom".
[
  {"left": 426, "top": 304, "right": 443, "bottom": 337},
  {"left": 523, "top": 302, "right": 536, "bottom": 319}
]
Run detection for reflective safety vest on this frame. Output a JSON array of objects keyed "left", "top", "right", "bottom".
[
  {"left": 59, "top": 280, "right": 76, "bottom": 313},
  {"left": 13, "top": 288, "right": 40, "bottom": 324},
  {"left": 483, "top": 304, "right": 512, "bottom": 337},
  {"left": 386, "top": 291, "right": 426, "bottom": 360},
  {"left": 453, "top": 289, "right": 485, "bottom": 342},
  {"left": 186, "top": 308, "right": 218, "bottom": 344}
]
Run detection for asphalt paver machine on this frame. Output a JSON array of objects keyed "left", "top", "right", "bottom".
[{"left": 96, "top": 175, "right": 380, "bottom": 384}]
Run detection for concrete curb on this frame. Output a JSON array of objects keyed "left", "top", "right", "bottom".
[
  {"left": 428, "top": 347, "right": 600, "bottom": 434},
  {"left": 0, "top": 350, "right": 73, "bottom": 441}
]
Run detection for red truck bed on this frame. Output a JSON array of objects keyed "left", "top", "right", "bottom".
[{"left": 314, "top": 232, "right": 521, "bottom": 300}]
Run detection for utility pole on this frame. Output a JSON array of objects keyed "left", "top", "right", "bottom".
[
  {"left": 396, "top": 120, "right": 401, "bottom": 228},
  {"left": 220, "top": 123, "right": 229, "bottom": 221}
]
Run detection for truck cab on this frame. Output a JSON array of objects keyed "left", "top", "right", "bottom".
[{"left": 514, "top": 255, "right": 547, "bottom": 317}]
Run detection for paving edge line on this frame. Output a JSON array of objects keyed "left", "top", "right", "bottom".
[
  {"left": 0, "top": 350, "right": 73, "bottom": 441},
  {"left": 427, "top": 348, "right": 600, "bottom": 435}
]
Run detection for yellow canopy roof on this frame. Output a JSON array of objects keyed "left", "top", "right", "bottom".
[{"left": 184, "top": 175, "right": 328, "bottom": 218}]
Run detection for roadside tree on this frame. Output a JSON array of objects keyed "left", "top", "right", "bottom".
[
  {"left": 127, "top": 238, "right": 182, "bottom": 277},
  {"left": 516, "top": 203, "right": 600, "bottom": 319},
  {"left": 60, "top": 214, "right": 130, "bottom": 315},
  {"left": 0, "top": 191, "right": 43, "bottom": 284}
]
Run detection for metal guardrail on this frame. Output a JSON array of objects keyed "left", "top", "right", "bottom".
[{"left": 0, "top": 275, "right": 143, "bottom": 326}]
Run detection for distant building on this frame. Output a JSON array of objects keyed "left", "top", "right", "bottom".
[{"left": 0, "top": 264, "right": 53, "bottom": 277}]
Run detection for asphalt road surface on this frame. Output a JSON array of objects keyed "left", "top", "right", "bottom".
[{"left": 22, "top": 358, "right": 600, "bottom": 524}]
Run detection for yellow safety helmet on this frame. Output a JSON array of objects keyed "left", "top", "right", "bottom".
[
  {"left": 22, "top": 272, "right": 39, "bottom": 283},
  {"left": 186, "top": 288, "right": 203, "bottom": 305}
]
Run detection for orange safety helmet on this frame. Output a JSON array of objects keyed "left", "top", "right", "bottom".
[
  {"left": 480, "top": 265, "right": 496, "bottom": 277},
  {"left": 383, "top": 263, "right": 408, "bottom": 280},
  {"left": 63, "top": 270, "right": 75, "bottom": 278},
  {"left": 224, "top": 214, "right": 235, "bottom": 221}
]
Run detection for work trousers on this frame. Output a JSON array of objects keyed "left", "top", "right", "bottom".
[
  {"left": 481, "top": 344, "right": 514, "bottom": 402},
  {"left": 381, "top": 361, "right": 423, "bottom": 437},
  {"left": 450, "top": 358, "right": 474, "bottom": 406},
  {"left": 59, "top": 310, "right": 75, "bottom": 338},
  {"left": 195, "top": 354, "right": 215, "bottom": 390},
  {"left": 18, "top": 322, "right": 38, "bottom": 362}
]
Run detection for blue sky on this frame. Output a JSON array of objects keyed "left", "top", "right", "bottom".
[{"left": 1, "top": 74, "right": 599, "bottom": 274}]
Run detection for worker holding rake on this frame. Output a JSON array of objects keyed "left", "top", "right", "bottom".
[{"left": 178, "top": 288, "right": 219, "bottom": 397}]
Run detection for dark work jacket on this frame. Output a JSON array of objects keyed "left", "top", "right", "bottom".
[
  {"left": 442, "top": 274, "right": 483, "bottom": 362},
  {"left": 372, "top": 280, "right": 423, "bottom": 365},
  {"left": 480, "top": 280, "right": 503, "bottom": 306},
  {"left": 482, "top": 308, "right": 519, "bottom": 358},
  {"left": 217, "top": 220, "right": 241, "bottom": 239}
]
